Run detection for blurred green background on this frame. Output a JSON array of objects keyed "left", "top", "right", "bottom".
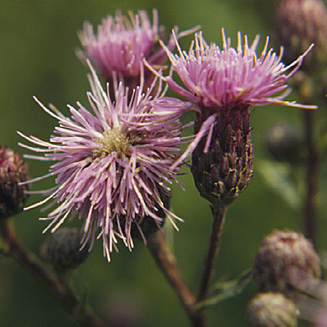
[{"left": 1, "top": 0, "right": 326, "bottom": 326}]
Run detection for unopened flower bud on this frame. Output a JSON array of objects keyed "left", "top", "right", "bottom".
[
  {"left": 40, "top": 228, "right": 89, "bottom": 272},
  {"left": 265, "top": 122, "right": 303, "bottom": 163},
  {"left": 0, "top": 146, "right": 28, "bottom": 220},
  {"left": 247, "top": 292, "right": 298, "bottom": 327},
  {"left": 275, "top": 0, "right": 327, "bottom": 69},
  {"left": 253, "top": 230, "right": 320, "bottom": 297},
  {"left": 191, "top": 107, "right": 254, "bottom": 207}
]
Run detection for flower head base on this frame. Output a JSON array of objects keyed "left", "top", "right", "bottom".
[
  {"left": 78, "top": 9, "right": 178, "bottom": 98},
  {"left": 191, "top": 106, "right": 254, "bottom": 206},
  {"left": 0, "top": 146, "right": 29, "bottom": 219},
  {"left": 19, "top": 64, "right": 189, "bottom": 261}
]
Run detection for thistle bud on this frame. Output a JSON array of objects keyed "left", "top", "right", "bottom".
[
  {"left": 265, "top": 122, "right": 303, "bottom": 164},
  {"left": 40, "top": 228, "right": 89, "bottom": 272},
  {"left": 275, "top": 0, "right": 327, "bottom": 69},
  {"left": 247, "top": 292, "right": 299, "bottom": 327},
  {"left": 253, "top": 230, "right": 320, "bottom": 297},
  {"left": 0, "top": 146, "right": 28, "bottom": 220},
  {"left": 191, "top": 107, "right": 254, "bottom": 207}
]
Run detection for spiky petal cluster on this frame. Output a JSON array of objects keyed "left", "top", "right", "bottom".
[
  {"left": 19, "top": 66, "right": 189, "bottom": 261},
  {"left": 161, "top": 28, "right": 316, "bottom": 110},
  {"left": 78, "top": 9, "right": 176, "bottom": 93}
]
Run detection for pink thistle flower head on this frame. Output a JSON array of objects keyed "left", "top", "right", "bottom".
[
  {"left": 146, "top": 28, "right": 317, "bottom": 206},
  {"left": 160, "top": 28, "right": 317, "bottom": 110},
  {"left": 77, "top": 9, "right": 193, "bottom": 97},
  {"left": 18, "top": 63, "right": 189, "bottom": 261}
]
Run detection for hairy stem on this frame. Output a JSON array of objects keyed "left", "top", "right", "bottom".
[
  {"left": 147, "top": 230, "right": 204, "bottom": 327},
  {"left": 0, "top": 219, "right": 107, "bottom": 327}
]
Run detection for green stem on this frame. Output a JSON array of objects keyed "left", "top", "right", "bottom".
[
  {"left": 0, "top": 219, "right": 107, "bottom": 327},
  {"left": 197, "top": 205, "right": 227, "bottom": 303}
]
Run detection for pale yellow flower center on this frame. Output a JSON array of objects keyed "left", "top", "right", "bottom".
[{"left": 93, "top": 128, "right": 131, "bottom": 159}]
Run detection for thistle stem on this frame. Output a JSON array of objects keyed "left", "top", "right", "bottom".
[
  {"left": 196, "top": 205, "right": 227, "bottom": 303},
  {"left": 146, "top": 230, "right": 204, "bottom": 327},
  {"left": 302, "top": 110, "right": 319, "bottom": 245},
  {"left": 0, "top": 219, "right": 107, "bottom": 327}
]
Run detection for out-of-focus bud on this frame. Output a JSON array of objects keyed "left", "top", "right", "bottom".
[
  {"left": 253, "top": 230, "right": 320, "bottom": 297},
  {"left": 40, "top": 228, "right": 89, "bottom": 272},
  {"left": 247, "top": 292, "right": 299, "bottom": 327},
  {"left": 264, "top": 122, "right": 304, "bottom": 164},
  {"left": 275, "top": 0, "right": 327, "bottom": 69},
  {"left": 0, "top": 146, "right": 28, "bottom": 220}
]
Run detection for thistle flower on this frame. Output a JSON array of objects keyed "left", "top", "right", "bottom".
[
  {"left": 77, "top": 9, "right": 193, "bottom": 99},
  {"left": 148, "top": 29, "right": 316, "bottom": 206},
  {"left": 0, "top": 146, "right": 29, "bottom": 219},
  {"left": 18, "top": 64, "right": 189, "bottom": 261},
  {"left": 253, "top": 230, "right": 321, "bottom": 297},
  {"left": 246, "top": 292, "right": 299, "bottom": 327}
]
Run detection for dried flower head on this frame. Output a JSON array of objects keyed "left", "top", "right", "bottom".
[
  {"left": 147, "top": 28, "right": 316, "bottom": 206},
  {"left": 246, "top": 292, "right": 299, "bottom": 327},
  {"left": 0, "top": 146, "right": 29, "bottom": 219},
  {"left": 253, "top": 230, "right": 321, "bottom": 297},
  {"left": 19, "top": 64, "right": 189, "bottom": 261}
]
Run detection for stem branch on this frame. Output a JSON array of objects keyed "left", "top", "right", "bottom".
[
  {"left": 0, "top": 219, "right": 107, "bottom": 327},
  {"left": 147, "top": 230, "right": 204, "bottom": 327}
]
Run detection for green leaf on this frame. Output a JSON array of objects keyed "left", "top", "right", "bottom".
[
  {"left": 194, "top": 269, "right": 253, "bottom": 310},
  {"left": 257, "top": 160, "right": 301, "bottom": 210}
]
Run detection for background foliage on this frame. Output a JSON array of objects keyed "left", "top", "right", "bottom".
[{"left": 1, "top": 0, "right": 326, "bottom": 326}]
